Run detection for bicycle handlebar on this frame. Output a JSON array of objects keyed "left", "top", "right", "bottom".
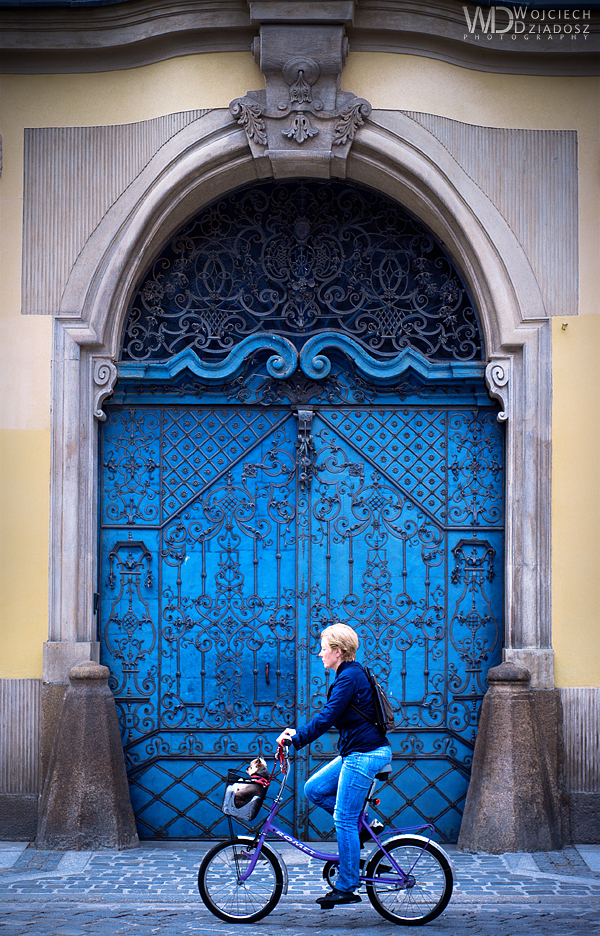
[{"left": 275, "top": 742, "right": 291, "bottom": 776}]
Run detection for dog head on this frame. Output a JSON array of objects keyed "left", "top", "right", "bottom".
[{"left": 247, "top": 756, "right": 268, "bottom": 777}]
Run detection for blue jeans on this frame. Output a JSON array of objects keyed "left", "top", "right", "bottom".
[{"left": 304, "top": 745, "right": 392, "bottom": 893}]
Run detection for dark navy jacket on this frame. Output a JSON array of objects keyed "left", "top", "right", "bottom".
[{"left": 292, "top": 661, "right": 388, "bottom": 757}]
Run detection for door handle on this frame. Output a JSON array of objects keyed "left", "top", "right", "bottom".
[
  {"left": 265, "top": 662, "right": 270, "bottom": 685},
  {"left": 295, "top": 408, "right": 315, "bottom": 492}
]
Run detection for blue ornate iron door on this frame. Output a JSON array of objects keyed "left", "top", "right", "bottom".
[{"left": 100, "top": 391, "right": 503, "bottom": 842}]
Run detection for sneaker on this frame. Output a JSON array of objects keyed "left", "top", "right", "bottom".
[
  {"left": 359, "top": 819, "right": 384, "bottom": 847},
  {"left": 316, "top": 887, "right": 362, "bottom": 909}
]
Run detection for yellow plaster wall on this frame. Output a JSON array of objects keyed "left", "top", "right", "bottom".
[
  {"left": 0, "top": 53, "right": 263, "bottom": 678},
  {"left": 0, "top": 319, "right": 52, "bottom": 677},
  {"left": 0, "top": 430, "right": 50, "bottom": 678},
  {"left": 552, "top": 315, "right": 600, "bottom": 687},
  {"left": 0, "top": 51, "right": 598, "bottom": 683}
]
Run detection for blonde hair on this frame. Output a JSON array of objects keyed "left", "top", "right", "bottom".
[{"left": 321, "top": 623, "right": 359, "bottom": 662}]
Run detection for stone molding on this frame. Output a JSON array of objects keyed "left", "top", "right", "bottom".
[
  {"left": 504, "top": 648, "right": 555, "bottom": 690},
  {"left": 43, "top": 642, "right": 101, "bottom": 684},
  {"left": 93, "top": 358, "right": 118, "bottom": 422},
  {"left": 485, "top": 357, "right": 511, "bottom": 423},
  {"left": 22, "top": 113, "right": 577, "bottom": 320},
  {"left": 0, "top": 679, "right": 41, "bottom": 795},
  {"left": 42, "top": 107, "right": 554, "bottom": 687},
  {"left": 1, "top": 0, "right": 598, "bottom": 74}
]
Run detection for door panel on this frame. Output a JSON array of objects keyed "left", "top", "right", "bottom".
[
  {"left": 100, "top": 406, "right": 298, "bottom": 838},
  {"left": 300, "top": 408, "right": 503, "bottom": 842},
  {"left": 100, "top": 398, "right": 503, "bottom": 842}
]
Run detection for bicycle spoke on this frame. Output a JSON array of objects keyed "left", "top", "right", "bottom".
[
  {"left": 198, "top": 840, "right": 284, "bottom": 923},
  {"left": 365, "top": 837, "right": 453, "bottom": 924}
]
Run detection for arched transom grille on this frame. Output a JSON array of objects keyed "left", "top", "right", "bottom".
[{"left": 121, "top": 181, "right": 483, "bottom": 364}]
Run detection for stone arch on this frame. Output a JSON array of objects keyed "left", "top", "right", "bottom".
[{"left": 48, "top": 108, "right": 552, "bottom": 689}]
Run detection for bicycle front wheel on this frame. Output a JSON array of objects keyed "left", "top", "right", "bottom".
[
  {"left": 365, "top": 834, "right": 453, "bottom": 925},
  {"left": 198, "top": 838, "right": 284, "bottom": 923}
]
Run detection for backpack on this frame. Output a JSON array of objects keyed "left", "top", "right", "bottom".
[{"left": 351, "top": 665, "right": 395, "bottom": 735}]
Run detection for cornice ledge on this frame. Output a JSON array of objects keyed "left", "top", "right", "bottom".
[
  {"left": 348, "top": 27, "right": 600, "bottom": 76},
  {"left": 2, "top": 0, "right": 596, "bottom": 75},
  {"left": 0, "top": 0, "right": 254, "bottom": 73}
]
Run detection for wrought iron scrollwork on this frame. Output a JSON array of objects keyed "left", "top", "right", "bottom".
[{"left": 120, "top": 181, "right": 483, "bottom": 366}]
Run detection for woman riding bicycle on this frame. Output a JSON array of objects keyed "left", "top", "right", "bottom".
[{"left": 276, "top": 622, "right": 392, "bottom": 907}]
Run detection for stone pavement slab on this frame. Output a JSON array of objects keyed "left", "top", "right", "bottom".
[
  {"left": 0, "top": 844, "right": 28, "bottom": 871},
  {"left": 1, "top": 899, "right": 599, "bottom": 936},
  {"left": 0, "top": 842, "right": 599, "bottom": 935}
]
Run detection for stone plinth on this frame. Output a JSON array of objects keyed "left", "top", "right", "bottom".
[
  {"left": 458, "top": 661, "right": 564, "bottom": 853},
  {"left": 36, "top": 661, "right": 138, "bottom": 850}
]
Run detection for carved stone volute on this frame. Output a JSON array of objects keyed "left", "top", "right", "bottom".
[{"left": 230, "top": 0, "right": 370, "bottom": 178}]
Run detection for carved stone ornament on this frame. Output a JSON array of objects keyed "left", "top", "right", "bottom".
[
  {"left": 485, "top": 357, "right": 511, "bottom": 422},
  {"left": 230, "top": 5, "right": 371, "bottom": 178},
  {"left": 93, "top": 357, "right": 118, "bottom": 421}
]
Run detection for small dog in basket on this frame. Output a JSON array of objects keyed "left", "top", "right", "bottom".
[{"left": 231, "top": 756, "right": 270, "bottom": 808}]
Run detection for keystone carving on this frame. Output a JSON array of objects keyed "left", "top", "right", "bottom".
[
  {"left": 230, "top": 100, "right": 267, "bottom": 146},
  {"left": 230, "top": 3, "right": 370, "bottom": 178},
  {"left": 283, "top": 113, "right": 318, "bottom": 143}
]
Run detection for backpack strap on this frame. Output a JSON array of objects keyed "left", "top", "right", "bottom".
[
  {"left": 350, "top": 702, "right": 385, "bottom": 733},
  {"left": 326, "top": 673, "right": 386, "bottom": 735}
]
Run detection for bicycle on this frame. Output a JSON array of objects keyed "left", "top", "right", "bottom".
[{"left": 197, "top": 745, "right": 454, "bottom": 925}]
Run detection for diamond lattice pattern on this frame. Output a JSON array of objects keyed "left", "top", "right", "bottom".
[
  {"left": 161, "top": 408, "right": 286, "bottom": 518},
  {"left": 327, "top": 410, "right": 447, "bottom": 520}
]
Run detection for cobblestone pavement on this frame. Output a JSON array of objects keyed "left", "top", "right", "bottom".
[{"left": 1, "top": 841, "right": 599, "bottom": 936}]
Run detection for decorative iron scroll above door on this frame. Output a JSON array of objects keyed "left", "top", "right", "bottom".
[{"left": 121, "top": 181, "right": 483, "bottom": 367}]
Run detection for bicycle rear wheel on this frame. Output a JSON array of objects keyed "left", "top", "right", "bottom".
[
  {"left": 198, "top": 837, "right": 284, "bottom": 923},
  {"left": 365, "top": 834, "right": 453, "bottom": 925}
]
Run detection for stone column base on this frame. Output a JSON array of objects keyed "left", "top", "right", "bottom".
[
  {"left": 458, "top": 661, "right": 566, "bottom": 853},
  {"left": 36, "top": 661, "right": 138, "bottom": 850}
]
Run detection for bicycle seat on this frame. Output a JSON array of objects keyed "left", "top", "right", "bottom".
[{"left": 375, "top": 764, "right": 392, "bottom": 781}]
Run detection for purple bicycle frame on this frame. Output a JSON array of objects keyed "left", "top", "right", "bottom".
[{"left": 237, "top": 792, "right": 435, "bottom": 886}]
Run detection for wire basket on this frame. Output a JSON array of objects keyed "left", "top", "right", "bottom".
[{"left": 222, "top": 768, "right": 268, "bottom": 821}]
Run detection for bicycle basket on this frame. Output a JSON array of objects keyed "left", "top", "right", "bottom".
[{"left": 222, "top": 769, "right": 268, "bottom": 821}]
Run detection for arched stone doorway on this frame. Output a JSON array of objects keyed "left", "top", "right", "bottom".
[
  {"left": 97, "top": 180, "right": 504, "bottom": 841},
  {"left": 44, "top": 106, "right": 553, "bottom": 852}
]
